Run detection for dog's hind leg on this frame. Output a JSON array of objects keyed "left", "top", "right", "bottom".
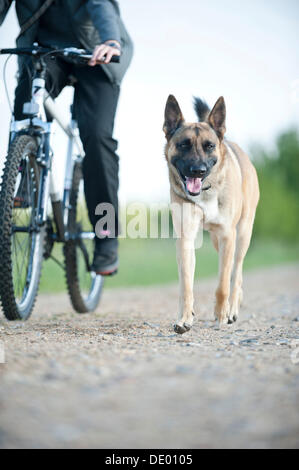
[
  {"left": 228, "top": 216, "right": 255, "bottom": 323},
  {"left": 214, "top": 228, "right": 237, "bottom": 325},
  {"left": 171, "top": 199, "right": 202, "bottom": 335}
]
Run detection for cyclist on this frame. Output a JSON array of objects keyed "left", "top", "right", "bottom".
[{"left": 0, "top": 0, "right": 133, "bottom": 276}]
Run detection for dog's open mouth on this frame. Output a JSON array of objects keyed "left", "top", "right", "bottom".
[
  {"left": 179, "top": 172, "right": 203, "bottom": 196},
  {"left": 185, "top": 177, "right": 202, "bottom": 196}
]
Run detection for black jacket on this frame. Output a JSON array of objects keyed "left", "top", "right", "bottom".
[{"left": 0, "top": 0, "right": 133, "bottom": 84}]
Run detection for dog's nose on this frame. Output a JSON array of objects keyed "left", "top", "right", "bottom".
[{"left": 189, "top": 163, "right": 207, "bottom": 177}]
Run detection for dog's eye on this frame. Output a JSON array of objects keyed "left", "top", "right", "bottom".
[
  {"left": 178, "top": 139, "right": 191, "bottom": 150},
  {"left": 204, "top": 141, "right": 216, "bottom": 152}
]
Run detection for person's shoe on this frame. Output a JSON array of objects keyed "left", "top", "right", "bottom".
[{"left": 91, "top": 240, "right": 118, "bottom": 276}]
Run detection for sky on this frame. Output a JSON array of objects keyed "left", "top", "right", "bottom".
[{"left": 0, "top": 0, "right": 298, "bottom": 203}]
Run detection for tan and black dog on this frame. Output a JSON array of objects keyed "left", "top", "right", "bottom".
[{"left": 163, "top": 95, "right": 259, "bottom": 334}]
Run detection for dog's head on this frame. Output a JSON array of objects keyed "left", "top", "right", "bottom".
[{"left": 163, "top": 95, "right": 226, "bottom": 197}]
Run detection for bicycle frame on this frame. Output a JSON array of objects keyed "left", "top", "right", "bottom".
[{"left": 9, "top": 56, "right": 94, "bottom": 244}]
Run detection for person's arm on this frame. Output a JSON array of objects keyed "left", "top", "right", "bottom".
[
  {"left": 0, "top": 0, "right": 13, "bottom": 26},
  {"left": 86, "top": 0, "right": 121, "bottom": 65}
]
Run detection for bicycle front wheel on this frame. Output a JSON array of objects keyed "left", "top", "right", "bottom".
[
  {"left": 0, "top": 135, "right": 45, "bottom": 320},
  {"left": 64, "top": 160, "right": 104, "bottom": 313}
]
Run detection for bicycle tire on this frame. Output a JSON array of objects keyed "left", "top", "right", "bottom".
[
  {"left": 0, "top": 134, "right": 45, "bottom": 320},
  {"left": 64, "top": 160, "right": 104, "bottom": 313}
]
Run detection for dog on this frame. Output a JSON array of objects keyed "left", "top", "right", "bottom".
[{"left": 163, "top": 95, "right": 260, "bottom": 334}]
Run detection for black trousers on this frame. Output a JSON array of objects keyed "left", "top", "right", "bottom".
[{"left": 14, "top": 58, "right": 120, "bottom": 244}]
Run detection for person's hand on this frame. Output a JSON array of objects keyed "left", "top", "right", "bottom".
[{"left": 88, "top": 41, "right": 121, "bottom": 66}]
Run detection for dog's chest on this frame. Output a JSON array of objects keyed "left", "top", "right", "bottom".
[{"left": 191, "top": 192, "right": 224, "bottom": 228}]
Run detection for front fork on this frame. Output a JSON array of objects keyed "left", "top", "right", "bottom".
[
  {"left": 37, "top": 131, "right": 52, "bottom": 226},
  {"left": 9, "top": 122, "right": 53, "bottom": 233}
]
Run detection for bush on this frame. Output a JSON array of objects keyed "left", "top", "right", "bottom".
[{"left": 252, "top": 129, "right": 299, "bottom": 243}]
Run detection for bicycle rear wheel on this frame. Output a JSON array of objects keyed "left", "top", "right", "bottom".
[
  {"left": 0, "top": 134, "right": 45, "bottom": 320},
  {"left": 64, "top": 160, "right": 104, "bottom": 313}
]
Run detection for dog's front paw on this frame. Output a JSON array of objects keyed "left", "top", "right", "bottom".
[
  {"left": 215, "top": 301, "right": 230, "bottom": 325},
  {"left": 174, "top": 313, "right": 194, "bottom": 335},
  {"left": 227, "top": 314, "right": 238, "bottom": 324},
  {"left": 174, "top": 322, "right": 192, "bottom": 335},
  {"left": 228, "top": 289, "right": 243, "bottom": 324}
]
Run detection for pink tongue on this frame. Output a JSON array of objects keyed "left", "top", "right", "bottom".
[{"left": 186, "top": 177, "right": 202, "bottom": 194}]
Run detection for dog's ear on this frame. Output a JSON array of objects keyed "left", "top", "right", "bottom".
[
  {"left": 163, "top": 95, "right": 184, "bottom": 141},
  {"left": 208, "top": 97, "right": 226, "bottom": 140}
]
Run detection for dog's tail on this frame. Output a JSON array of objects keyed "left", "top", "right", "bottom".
[{"left": 193, "top": 97, "right": 210, "bottom": 122}]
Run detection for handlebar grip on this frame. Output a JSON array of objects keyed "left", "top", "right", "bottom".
[
  {"left": 110, "top": 55, "right": 120, "bottom": 64},
  {"left": 78, "top": 54, "right": 120, "bottom": 64}
]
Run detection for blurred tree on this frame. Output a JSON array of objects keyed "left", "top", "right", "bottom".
[
  {"left": 252, "top": 129, "right": 299, "bottom": 243},
  {"left": 275, "top": 130, "right": 299, "bottom": 196}
]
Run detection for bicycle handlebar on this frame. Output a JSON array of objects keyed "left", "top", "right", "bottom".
[{"left": 0, "top": 46, "right": 120, "bottom": 64}]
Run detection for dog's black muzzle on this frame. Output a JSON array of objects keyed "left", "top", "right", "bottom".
[
  {"left": 172, "top": 157, "right": 216, "bottom": 196},
  {"left": 174, "top": 159, "right": 207, "bottom": 178}
]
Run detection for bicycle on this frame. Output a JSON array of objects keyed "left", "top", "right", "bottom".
[{"left": 0, "top": 45, "right": 119, "bottom": 321}]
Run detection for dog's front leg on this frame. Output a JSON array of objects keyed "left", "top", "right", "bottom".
[
  {"left": 175, "top": 236, "right": 196, "bottom": 334},
  {"left": 171, "top": 199, "right": 202, "bottom": 335},
  {"left": 215, "top": 229, "right": 237, "bottom": 325}
]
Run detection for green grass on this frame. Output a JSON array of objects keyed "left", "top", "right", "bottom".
[
  {"left": 40, "top": 244, "right": 66, "bottom": 293},
  {"left": 39, "top": 236, "right": 299, "bottom": 293}
]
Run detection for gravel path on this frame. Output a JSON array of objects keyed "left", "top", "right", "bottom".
[{"left": 0, "top": 264, "right": 299, "bottom": 449}]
